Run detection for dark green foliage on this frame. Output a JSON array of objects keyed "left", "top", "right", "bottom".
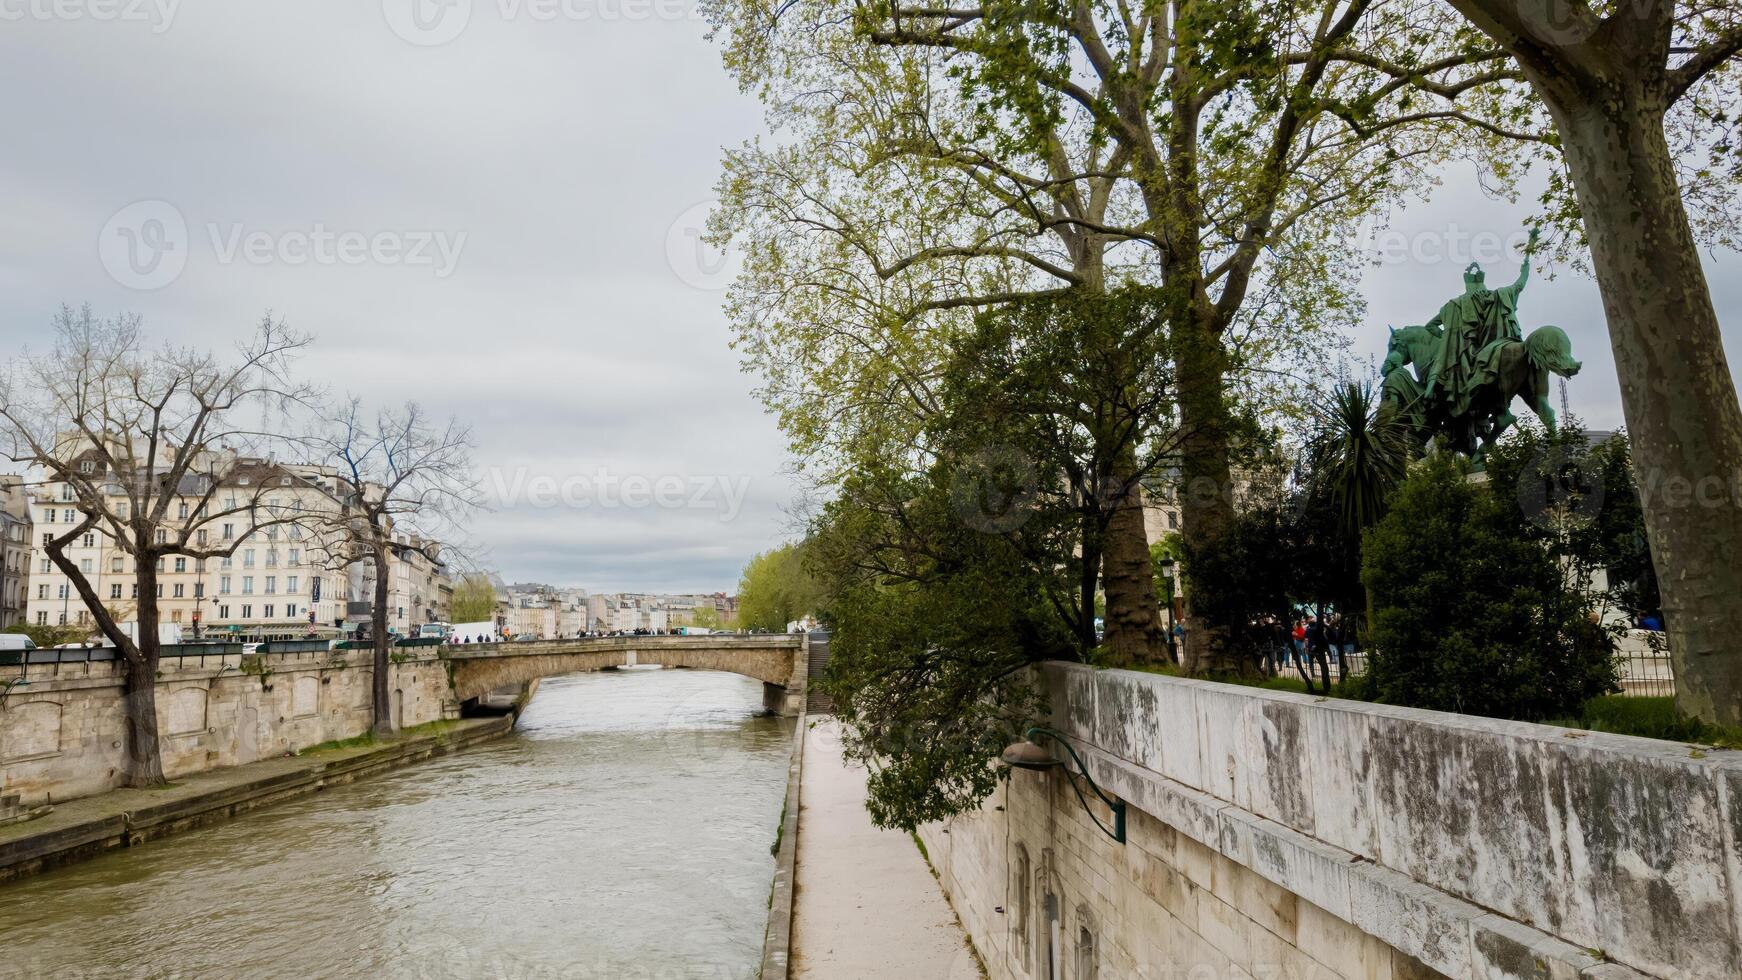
[
  {"left": 1360, "top": 454, "right": 1619, "bottom": 720},
  {"left": 1482, "top": 421, "right": 1661, "bottom": 627},
  {"left": 810, "top": 461, "right": 1073, "bottom": 831}
]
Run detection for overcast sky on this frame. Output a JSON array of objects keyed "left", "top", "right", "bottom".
[{"left": 3, "top": 3, "right": 1738, "bottom": 593}]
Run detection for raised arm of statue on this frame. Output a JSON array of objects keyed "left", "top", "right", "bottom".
[{"left": 1506, "top": 227, "right": 1540, "bottom": 297}]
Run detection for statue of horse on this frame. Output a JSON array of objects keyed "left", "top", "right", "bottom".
[
  {"left": 1462, "top": 324, "right": 1582, "bottom": 457},
  {"left": 1379, "top": 325, "right": 1442, "bottom": 450},
  {"left": 1379, "top": 323, "right": 1581, "bottom": 462}
]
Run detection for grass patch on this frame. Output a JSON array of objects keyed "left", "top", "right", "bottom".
[
  {"left": 298, "top": 719, "right": 464, "bottom": 756},
  {"left": 1552, "top": 696, "right": 1742, "bottom": 749}
]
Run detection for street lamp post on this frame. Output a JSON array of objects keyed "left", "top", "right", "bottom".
[{"left": 999, "top": 726, "right": 1126, "bottom": 843}]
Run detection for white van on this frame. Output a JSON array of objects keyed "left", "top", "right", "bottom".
[{"left": 0, "top": 634, "right": 37, "bottom": 652}]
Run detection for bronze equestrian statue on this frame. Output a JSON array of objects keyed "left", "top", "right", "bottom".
[{"left": 1379, "top": 229, "right": 1583, "bottom": 462}]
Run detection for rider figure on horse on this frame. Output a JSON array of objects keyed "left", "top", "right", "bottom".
[{"left": 1422, "top": 228, "right": 1538, "bottom": 417}]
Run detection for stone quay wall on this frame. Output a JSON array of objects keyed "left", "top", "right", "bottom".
[
  {"left": 918, "top": 663, "right": 1741, "bottom": 980},
  {"left": 1, "top": 650, "right": 451, "bottom": 809}
]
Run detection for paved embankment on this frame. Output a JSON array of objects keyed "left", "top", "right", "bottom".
[
  {"left": 789, "top": 718, "right": 979, "bottom": 979},
  {"left": 0, "top": 716, "right": 513, "bottom": 884}
]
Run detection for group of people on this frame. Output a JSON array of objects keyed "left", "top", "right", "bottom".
[{"left": 1254, "top": 612, "right": 1357, "bottom": 675}]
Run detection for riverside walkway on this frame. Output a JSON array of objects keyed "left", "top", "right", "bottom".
[{"left": 791, "top": 719, "right": 979, "bottom": 979}]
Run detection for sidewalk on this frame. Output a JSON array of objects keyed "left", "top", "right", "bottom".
[{"left": 791, "top": 718, "right": 980, "bottom": 980}]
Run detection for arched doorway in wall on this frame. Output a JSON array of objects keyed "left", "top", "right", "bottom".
[{"left": 391, "top": 688, "right": 404, "bottom": 729}]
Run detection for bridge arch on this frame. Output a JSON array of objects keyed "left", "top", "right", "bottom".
[{"left": 443, "top": 635, "right": 809, "bottom": 715}]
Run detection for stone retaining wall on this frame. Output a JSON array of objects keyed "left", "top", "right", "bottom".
[
  {"left": 0, "top": 651, "right": 451, "bottom": 806},
  {"left": 918, "top": 663, "right": 1741, "bottom": 980}
]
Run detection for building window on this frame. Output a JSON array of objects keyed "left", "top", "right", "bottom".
[
  {"left": 79, "top": 559, "right": 93, "bottom": 573},
  {"left": 242, "top": 576, "right": 254, "bottom": 595},
  {"left": 287, "top": 575, "right": 299, "bottom": 594},
  {"left": 194, "top": 583, "right": 205, "bottom": 599},
  {"left": 58, "top": 584, "right": 68, "bottom": 600},
  {"left": 266, "top": 549, "right": 278, "bottom": 567},
  {"left": 173, "top": 584, "right": 185, "bottom": 598},
  {"left": 177, "top": 502, "right": 189, "bottom": 519},
  {"left": 288, "top": 548, "right": 300, "bottom": 565},
  {"left": 1012, "top": 846, "right": 1032, "bottom": 969},
  {"left": 37, "top": 584, "right": 47, "bottom": 600},
  {"left": 243, "top": 549, "right": 255, "bottom": 568},
  {"left": 78, "top": 460, "right": 94, "bottom": 474},
  {"left": 110, "top": 584, "right": 122, "bottom": 600},
  {"left": 197, "top": 529, "right": 208, "bottom": 546},
  {"left": 223, "top": 523, "right": 234, "bottom": 540},
  {"left": 264, "top": 604, "right": 275, "bottom": 618},
  {"left": 241, "top": 604, "right": 252, "bottom": 619},
  {"left": 111, "top": 557, "right": 123, "bottom": 573},
  {"left": 221, "top": 556, "right": 232, "bottom": 569},
  {"left": 35, "top": 611, "right": 46, "bottom": 625},
  {"left": 39, "top": 559, "right": 49, "bottom": 574},
  {"left": 286, "top": 604, "right": 298, "bottom": 618},
  {"left": 174, "top": 557, "right": 187, "bottom": 573},
  {"left": 219, "top": 576, "right": 232, "bottom": 595},
  {"left": 154, "top": 529, "right": 167, "bottom": 545},
  {"left": 266, "top": 576, "right": 277, "bottom": 595},
  {"left": 1074, "top": 909, "right": 1097, "bottom": 980},
  {"left": 219, "top": 605, "right": 231, "bottom": 619},
  {"left": 171, "top": 609, "right": 182, "bottom": 622},
  {"left": 130, "top": 584, "right": 138, "bottom": 599},
  {"left": 81, "top": 532, "right": 94, "bottom": 547}
]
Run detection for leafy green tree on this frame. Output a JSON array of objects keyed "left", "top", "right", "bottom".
[
  {"left": 690, "top": 605, "right": 725, "bottom": 630},
  {"left": 1360, "top": 454, "right": 1618, "bottom": 720},
  {"left": 448, "top": 574, "right": 498, "bottom": 623},
  {"left": 938, "top": 286, "right": 1179, "bottom": 662},
  {"left": 1482, "top": 421, "right": 1661, "bottom": 629},
  {"left": 810, "top": 463, "right": 1072, "bottom": 830},
  {"left": 736, "top": 543, "right": 820, "bottom": 632},
  {"left": 710, "top": 0, "right": 1530, "bottom": 677},
  {"left": 1445, "top": 0, "right": 1742, "bottom": 726}
]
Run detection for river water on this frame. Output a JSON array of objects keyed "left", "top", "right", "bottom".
[{"left": 0, "top": 668, "right": 794, "bottom": 980}]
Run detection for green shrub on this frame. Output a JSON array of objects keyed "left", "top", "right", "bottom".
[{"left": 1360, "top": 454, "right": 1618, "bottom": 720}]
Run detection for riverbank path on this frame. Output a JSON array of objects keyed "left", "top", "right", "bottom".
[{"left": 791, "top": 718, "right": 979, "bottom": 979}]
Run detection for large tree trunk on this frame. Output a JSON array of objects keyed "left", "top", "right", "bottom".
[
  {"left": 123, "top": 562, "right": 166, "bottom": 787},
  {"left": 1174, "top": 319, "right": 1242, "bottom": 675},
  {"left": 372, "top": 549, "right": 394, "bottom": 735},
  {"left": 1551, "top": 94, "right": 1742, "bottom": 726},
  {"left": 1078, "top": 512, "right": 1103, "bottom": 657},
  {"left": 1101, "top": 448, "right": 1166, "bottom": 665}
]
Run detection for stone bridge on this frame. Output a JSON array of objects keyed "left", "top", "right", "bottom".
[{"left": 443, "top": 634, "right": 810, "bottom": 715}]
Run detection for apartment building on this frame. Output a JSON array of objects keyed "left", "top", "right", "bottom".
[
  {"left": 0, "top": 475, "right": 31, "bottom": 629},
  {"left": 25, "top": 456, "right": 349, "bottom": 639}
]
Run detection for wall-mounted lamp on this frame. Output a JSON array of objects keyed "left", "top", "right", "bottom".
[{"left": 999, "top": 726, "right": 1126, "bottom": 843}]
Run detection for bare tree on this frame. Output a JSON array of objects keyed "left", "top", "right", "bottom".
[
  {"left": 314, "top": 399, "right": 479, "bottom": 735},
  {"left": 0, "top": 305, "right": 315, "bottom": 786}
]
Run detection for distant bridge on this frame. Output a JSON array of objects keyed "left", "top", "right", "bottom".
[{"left": 443, "top": 634, "right": 811, "bottom": 715}]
